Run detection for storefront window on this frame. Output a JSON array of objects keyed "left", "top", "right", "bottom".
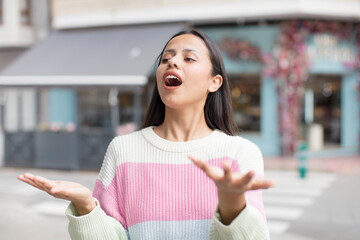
[
  {"left": 230, "top": 75, "right": 261, "bottom": 132},
  {"left": 118, "top": 92, "right": 134, "bottom": 125},
  {"left": 78, "top": 88, "right": 139, "bottom": 131},
  {"left": 78, "top": 88, "right": 111, "bottom": 129},
  {"left": 19, "top": 0, "right": 31, "bottom": 25},
  {"left": 302, "top": 74, "right": 341, "bottom": 145}
]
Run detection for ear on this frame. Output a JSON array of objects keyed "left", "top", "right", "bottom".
[{"left": 208, "top": 75, "right": 223, "bottom": 93}]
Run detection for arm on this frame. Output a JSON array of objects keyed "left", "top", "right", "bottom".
[
  {"left": 189, "top": 143, "right": 273, "bottom": 239},
  {"left": 66, "top": 198, "right": 128, "bottom": 240},
  {"left": 18, "top": 138, "right": 129, "bottom": 239},
  {"left": 18, "top": 173, "right": 128, "bottom": 239},
  {"left": 210, "top": 176, "right": 270, "bottom": 240},
  {"left": 210, "top": 204, "right": 268, "bottom": 240},
  {"left": 66, "top": 137, "right": 128, "bottom": 239}
]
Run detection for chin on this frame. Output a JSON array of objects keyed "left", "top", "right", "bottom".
[
  {"left": 160, "top": 96, "right": 186, "bottom": 109},
  {"left": 161, "top": 99, "right": 183, "bottom": 110}
]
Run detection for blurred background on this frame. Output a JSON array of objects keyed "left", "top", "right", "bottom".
[{"left": 0, "top": 0, "right": 359, "bottom": 239}]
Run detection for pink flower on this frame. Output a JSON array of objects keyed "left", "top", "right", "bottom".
[
  {"left": 66, "top": 123, "right": 76, "bottom": 133},
  {"left": 50, "top": 122, "right": 62, "bottom": 132}
]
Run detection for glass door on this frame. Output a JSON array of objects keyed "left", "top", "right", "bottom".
[{"left": 302, "top": 74, "right": 342, "bottom": 146}]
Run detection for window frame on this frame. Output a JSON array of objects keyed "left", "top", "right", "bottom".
[
  {"left": 229, "top": 74, "right": 262, "bottom": 133},
  {"left": 0, "top": 0, "right": 3, "bottom": 25},
  {"left": 19, "top": 0, "right": 31, "bottom": 26}
]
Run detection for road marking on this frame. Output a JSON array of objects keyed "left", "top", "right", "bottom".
[
  {"left": 266, "top": 187, "right": 323, "bottom": 196},
  {"left": 263, "top": 196, "right": 314, "bottom": 207},
  {"left": 264, "top": 170, "right": 338, "bottom": 236},
  {"left": 267, "top": 220, "right": 290, "bottom": 235},
  {"left": 265, "top": 206, "right": 304, "bottom": 220},
  {"left": 30, "top": 201, "right": 69, "bottom": 216}
]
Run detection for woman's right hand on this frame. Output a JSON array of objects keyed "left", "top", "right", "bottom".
[{"left": 18, "top": 173, "right": 96, "bottom": 216}]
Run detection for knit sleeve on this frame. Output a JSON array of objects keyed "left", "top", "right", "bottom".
[
  {"left": 209, "top": 138, "right": 270, "bottom": 240},
  {"left": 66, "top": 199, "right": 128, "bottom": 240},
  {"left": 66, "top": 137, "right": 129, "bottom": 240}
]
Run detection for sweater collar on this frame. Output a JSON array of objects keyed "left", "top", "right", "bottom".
[{"left": 141, "top": 126, "right": 225, "bottom": 152}]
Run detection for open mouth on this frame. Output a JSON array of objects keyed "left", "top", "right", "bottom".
[{"left": 165, "top": 75, "right": 182, "bottom": 87}]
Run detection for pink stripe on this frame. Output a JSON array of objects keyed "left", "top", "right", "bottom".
[
  {"left": 246, "top": 190, "right": 266, "bottom": 221},
  {"left": 94, "top": 157, "right": 265, "bottom": 229},
  {"left": 93, "top": 180, "right": 127, "bottom": 229}
]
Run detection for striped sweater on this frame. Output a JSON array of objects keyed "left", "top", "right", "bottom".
[{"left": 66, "top": 127, "right": 269, "bottom": 239}]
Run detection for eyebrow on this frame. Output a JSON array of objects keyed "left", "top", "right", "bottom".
[{"left": 164, "top": 48, "right": 199, "bottom": 54}]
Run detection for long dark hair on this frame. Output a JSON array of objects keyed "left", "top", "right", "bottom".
[{"left": 141, "top": 29, "right": 237, "bottom": 136}]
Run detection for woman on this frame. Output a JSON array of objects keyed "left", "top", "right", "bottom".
[{"left": 18, "top": 29, "right": 274, "bottom": 239}]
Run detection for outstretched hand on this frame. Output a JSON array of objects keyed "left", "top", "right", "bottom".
[
  {"left": 189, "top": 156, "right": 275, "bottom": 225},
  {"left": 18, "top": 173, "right": 96, "bottom": 215},
  {"left": 188, "top": 156, "right": 275, "bottom": 194}
]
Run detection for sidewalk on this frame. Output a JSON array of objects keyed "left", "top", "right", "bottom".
[
  {"left": 264, "top": 155, "right": 360, "bottom": 174},
  {"left": 0, "top": 155, "right": 359, "bottom": 240},
  {"left": 0, "top": 167, "right": 98, "bottom": 240}
]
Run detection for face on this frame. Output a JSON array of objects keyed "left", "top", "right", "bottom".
[{"left": 156, "top": 34, "right": 222, "bottom": 110}]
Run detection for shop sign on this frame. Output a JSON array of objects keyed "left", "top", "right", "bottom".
[{"left": 307, "top": 34, "right": 356, "bottom": 63}]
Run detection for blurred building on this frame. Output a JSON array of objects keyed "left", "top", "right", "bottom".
[
  {"left": 0, "top": 0, "right": 50, "bottom": 166},
  {"left": 0, "top": 0, "right": 359, "bottom": 169},
  {"left": 0, "top": 0, "right": 184, "bottom": 170}
]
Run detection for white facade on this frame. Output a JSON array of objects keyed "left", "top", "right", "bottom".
[
  {"left": 0, "top": 0, "right": 40, "bottom": 134},
  {"left": 0, "top": 0, "right": 50, "bottom": 165},
  {"left": 0, "top": 0, "right": 34, "bottom": 47},
  {"left": 0, "top": 0, "right": 50, "bottom": 132},
  {"left": 52, "top": 0, "right": 360, "bottom": 29}
]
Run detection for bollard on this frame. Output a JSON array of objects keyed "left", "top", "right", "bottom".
[{"left": 297, "top": 141, "right": 308, "bottom": 178}]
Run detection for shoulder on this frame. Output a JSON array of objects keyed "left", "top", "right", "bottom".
[
  {"left": 108, "top": 129, "right": 144, "bottom": 148},
  {"left": 99, "top": 129, "right": 144, "bottom": 181},
  {"left": 217, "top": 132, "right": 264, "bottom": 174},
  {"left": 218, "top": 132, "right": 262, "bottom": 156},
  {"left": 102, "top": 129, "right": 145, "bottom": 162},
  {"left": 233, "top": 135, "right": 262, "bottom": 158}
]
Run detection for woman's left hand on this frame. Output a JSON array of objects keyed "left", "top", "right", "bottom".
[{"left": 189, "top": 156, "right": 275, "bottom": 225}]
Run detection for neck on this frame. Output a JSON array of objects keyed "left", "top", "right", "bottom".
[{"left": 154, "top": 106, "right": 213, "bottom": 142}]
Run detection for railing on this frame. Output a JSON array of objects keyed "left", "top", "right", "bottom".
[
  {"left": 4, "top": 129, "right": 114, "bottom": 170},
  {"left": 4, "top": 131, "right": 35, "bottom": 167},
  {"left": 79, "top": 129, "right": 114, "bottom": 170}
]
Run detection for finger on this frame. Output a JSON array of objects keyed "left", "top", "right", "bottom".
[
  {"left": 18, "top": 175, "right": 44, "bottom": 190},
  {"left": 189, "top": 156, "right": 222, "bottom": 181},
  {"left": 234, "top": 171, "right": 254, "bottom": 188},
  {"left": 18, "top": 174, "right": 35, "bottom": 186},
  {"left": 188, "top": 156, "right": 203, "bottom": 168},
  {"left": 22, "top": 173, "right": 45, "bottom": 188},
  {"left": 188, "top": 156, "right": 208, "bottom": 172},
  {"left": 17, "top": 174, "right": 25, "bottom": 181},
  {"left": 33, "top": 175, "right": 55, "bottom": 190},
  {"left": 23, "top": 172, "right": 36, "bottom": 180},
  {"left": 19, "top": 173, "right": 40, "bottom": 187},
  {"left": 248, "top": 179, "right": 276, "bottom": 190},
  {"left": 223, "top": 161, "right": 232, "bottom": 182},
  {"left": 22, "top": 173, "right": 54, "bottom": 192}
]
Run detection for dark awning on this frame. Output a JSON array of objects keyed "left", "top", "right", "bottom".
[{"left": 0, "top": 23, "right": 184, "bottom": 87}]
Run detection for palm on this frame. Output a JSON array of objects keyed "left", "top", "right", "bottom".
[
  {"left": 18, "top": 173, "right": 92, "bottom": 205},
  {"left": 189, "top": 156, "right": 274, "bottom": 195}
]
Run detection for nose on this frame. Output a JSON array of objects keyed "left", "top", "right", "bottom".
[{"left": 168, "top": 59, "right": 179, "bottom": 69}]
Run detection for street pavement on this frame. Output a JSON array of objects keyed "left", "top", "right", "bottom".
[
  {"left": 265, "top": 155, "right": 360, "bottom": 240},
  {"left": 0, "top": 168, "right": 97, "bottom": 240},
  {"left": 0, "top": 155, "right": 359, "bottom": 240},
  {"left": 286, "top": 173, "right": 360, "bottom": 240},
  {"left": 265, "top": 170, "right": 338, "bottom": 240}
]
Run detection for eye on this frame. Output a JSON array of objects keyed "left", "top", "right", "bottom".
[
  {"left": 161, "top": 58, "right": 169, "bottom": 64},
  {"left": 185, "top": 57, "right": 195, "bottom": 62}
]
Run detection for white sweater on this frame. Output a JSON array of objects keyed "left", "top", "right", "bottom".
[{"left": 66, "top": 127, "right": 269, "bottom": 239}]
